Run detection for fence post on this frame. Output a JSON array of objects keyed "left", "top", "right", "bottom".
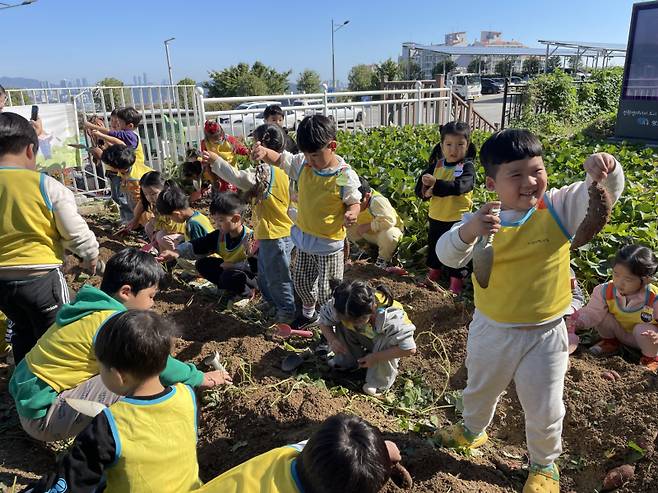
[
  {"left": 415, "top": 80, "right": 423, "bottom": 126},
  {"left": 501, "top": 80, "right": 509, "bottom": 129},
  {"left": 466, "top": 100, "right": 473, "bottom": 128},
  {"left": 446, "top": 80, "right": 453, "bottom": 123},
  {"left": 435, "top": 75, "right": 444, "bottom": 124},
  {"left": 195, "top": 87, "right": 205, "bottom": 149},
  {"left": 322, "top": 83, "right": 329, "bottom": 117}
]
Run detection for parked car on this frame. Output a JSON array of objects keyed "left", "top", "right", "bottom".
[
  {"left": 450, "top": 73, "right": 482, "bottom": 100},
  {"left": 218, "top": 101, "right": 300, "bottom": 137},
  {"left": 290, "top": 98, "right": 364, "bottom": 124},
  {"left": 481, "top": 78, "right": 503, "bottom": 94}
]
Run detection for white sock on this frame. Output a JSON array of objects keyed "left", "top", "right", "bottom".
[{"left": 302, "top": 305, "right": 316, "bottom": 318}]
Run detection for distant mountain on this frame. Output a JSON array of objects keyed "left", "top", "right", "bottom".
[{"left": 0, "top": 76, "right": 47, "bottom": 88}]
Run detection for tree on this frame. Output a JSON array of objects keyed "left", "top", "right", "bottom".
[
  {"left": 432, "top": 58, "right": 457, "bottom": 76},
  {"left": 348, "top": 64, "right": 376, "bottom": 91},
  {"left": 176, "top": 77, "right": 196, "bottom": 108},
  {"left": 399, "top": 59, "right": 422, "bottom": 80},
  {"left": 522, "top": 56, "right": 541, "bottom": 75},
  {"left": 467, "top": 56, "right": 484, "bottom": 74},
  {"left": 495, "top": 57, "right": 514, "bottom": 76},
  {"left": 373, "top": 58, "right": 400, "bottom": 85},
  {"left": 296, "top": 69, "right": 322, "bottom": 94},
  {"left": 547, "top": 56, "right": 561, "bottom": 71},
  {"left": 569, "top": 55, "right": 582, "bottom": 72},
  {"left": 204, "top": 62, "right": 291, "bottom": 97},
  {"left": 95, "top": 77, "right": 132, "bottom": 111}
]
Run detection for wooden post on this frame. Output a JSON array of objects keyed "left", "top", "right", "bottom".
[
  {"left": 466, "top": 100, "right": 473, "bottom": 129},
  {"left": 435, "top": 74, "right": 444, "bottom": 124}
]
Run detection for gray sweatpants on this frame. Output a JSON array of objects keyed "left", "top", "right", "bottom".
[
  {"left": 20, "top": 375, "right": 121, "bottom": 442},
  {"left": 462, "top": 314, "right": 569, "bottom": 466}
]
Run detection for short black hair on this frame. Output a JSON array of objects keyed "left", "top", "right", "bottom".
[
  {"left": 263, "top": 104, "right": 285, "bottom": 120},
  {"left": 156, "top": 182, "right": 189, "bottom": 215},
  {"left": 479, "top": 129, "right": 543, "bottom": 178},
  {"left": 614, "top": 244, "right": 658, "bottom": 279},
  {"left": 209, "top": 192, "right": 245, "bottom": 216},
  {"left": 101, "top": 144, "right": 136, "bottom": 170},
  {"left": 115, "top": 107, "right": 142, "bottom": 126},
  {"left": 100, "top": 248, "right": 165, "bottom": 295},
  {"left": 0, "top": 112, "right": 39, "bottom": 157},
  {"left": 253, "top": 123, "right": 286, "bottom": 153},
  {"left": 428, "top": 121, "right": 477, "bottom": 165},
  {"left": 358, "top": 176, "right": 371, "bottom": 196},
  {"left": 95, "top": 310, "right": 176, "bottom": 380},
  {"left": 296, "top": 115, "right": 336, "bottom": 153},
  {"left": 297, "top": 414, "right": 392, "bottom": 493}
]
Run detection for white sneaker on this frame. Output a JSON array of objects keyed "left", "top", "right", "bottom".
[{"left": 362, "top": 383, "right": 383, "bottom": 397}]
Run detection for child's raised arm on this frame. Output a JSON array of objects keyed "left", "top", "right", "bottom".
[{"left": 202, "top": 150, "right": 257, "bottom": 191}]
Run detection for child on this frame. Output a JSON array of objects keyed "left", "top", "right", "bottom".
[
  {"left": 134, "top": 171, "right": 186, "bottom": 252},
  {"left": 101, "top": 144, "right": 153, "bottom": 227},
  {"left": 0, "top": 112, "right": 98, "bottom": 364},
  {"left": 319, "top": 280, "right": 416, "bottom": 396},
  {"left": 415, "top": 121, "right": 476, "bottom": 294},
  {"left": 191, "top": 414, "right": 401, "bottom": 493},
  {"left": 179, "top": 148, "right": 210, "bottom": 203},
  {"left": 348, "top": 177, "right": 404, "bottom": 269},
  {"left": 263, "top": 104, "right": 299, "bottom": 153},
  {"left": 156, "top": 182, "right": 215, "bottom": 241},
  {"left": 201, "top": 120, "right": 248, "bottom": 194},
  {"left": 9, "top": 248, "right": 230, "bottom": 442},
  {"left": 568, "top": 244, "right": 658, "bottom": 370},
  {"left": 29, "top": 310, "right": 204, "bottom": 492},
  {"left": 252, "top": 115, "right": 362, "bottom": 329},
  {"left": 203, "top": 123, "right": 295, "bottom": 324},
  {"left": 159, "top": 193, "right": 258, "bottom": 300},
  {"left": 85, "top": 106, "right": 146, "bottom": 168},
  {"left": 435, "top": 129, "right": 625, "bottom": 493}
]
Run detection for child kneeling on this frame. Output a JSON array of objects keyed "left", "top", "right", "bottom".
[{"left": 318, "top": 280, "right": 416, "bottom": 396}]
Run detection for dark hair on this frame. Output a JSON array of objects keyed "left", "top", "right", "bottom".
[
  {"left": 479, "top": 128, "right": 543, "bottom": 178},
  {"left": 115, "top": 107, "right": 142, "bottom": 126},
  {"left": 296, "top": 414, "right": 392, "bottom": 493},
  {"left": 329, "top": 279, "right": 394, "bottom": 321},
  {"left": 296, "top": 115, "right": 336, "bottom": 153},
  {"left": 428, "top": 121, "right": 476, "bottom": 165},
  {"left": 110, "top": 108, "right": 118, "bottom": 117},
  {"left": 138, "top": 171, "right": 166, "bottom": 212},
  {"left": 263, "top": 104, "right": 285, "bottom": 120},
  {"left": 613, "top": 244, "right": 658, "bottom": 279},
  {"left": 156, "top": 181, "right": 189, "bottom": 215},
  {"left": 0, "top": 112, "right": 39, "bottom": 156},
  {"left": 95, "top": 310, "right": 175, "bottom": 380},
  {"left": 100, "top": 248, "right": 165, "bottom": 295},
  {"left": 358, "top": 176, "right": 372, "bottom": 197},
  {"left": 101, "top": 144, "right": 135, "bottom": 170},
  {"left": 0, "top": 84, "right": 5, "bottom": 95},
  {"left": 209, "top": 192, "right": 245, "bottom": 216},
  {"left": 253, "top": 123, "right": 286, "bottom": 153}
]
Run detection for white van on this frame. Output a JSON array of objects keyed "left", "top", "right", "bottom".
[{"left": 450, "top": 73, "right": 482, "bottom": 100}]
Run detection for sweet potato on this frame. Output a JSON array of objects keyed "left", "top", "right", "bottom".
[
  {"left": 571, "top": 182, "right": 612, "bottom": 250},
  {"left": 390, "top": 462, "right": 413, "bottom": 489},
  {"left": 602, "top": 464, "right": 635, "bottom": 490}
]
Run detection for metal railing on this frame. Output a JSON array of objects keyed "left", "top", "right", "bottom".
[{"left": 449, "top": 92, "right": 498, "bottom": 132}]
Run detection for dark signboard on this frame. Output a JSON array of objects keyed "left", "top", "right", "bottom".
[{"left": 615, "top": 1, "right": 658, "bottom": 141}]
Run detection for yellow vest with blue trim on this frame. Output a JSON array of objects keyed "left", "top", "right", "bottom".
[
  {"left": 473, "top": 195, "right": 572, "bottom": 324},
  {"left": 218, "top": 226, "right": 253, "bottom": 264},
  {"left": 604, "top": 282, "right": 658, "bottom": 332},
  {"left": 104, "top": 383, "right": 201, "bottom": 493},
  {"left": 429, "top": 160, "right": 473, "bottom": 222},
  {"left": 26, "top": 309, "right": 119, "bottom": 393},
  {"left": 255, "top": 165, "right": 292, "bottom": 240},
  {"left": 192, "top": 444, "right": 304, "bottom": 493},
  {"left": 0, "top": 168, "right": 63, "bottom": 267},
  {"left": 296, "top": 164, "right": 348, "bottom": 241},
  {"left": 356, "top": 191, "right": 403, "bottom": 229},
  {"left": 186, "top": 211, "right": 215, "bottom": 241}
]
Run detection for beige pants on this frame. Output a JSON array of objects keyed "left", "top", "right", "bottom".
[
  {"left": 347, "top": 226, "right": 403, "bottom": 261},
  {"left": 596, "top": 313, "right": 658, "bottom": 357},
  {"left": 20, "top": 375, "right": 121, "bottom": 442},
  {"left": 462, "top": 314, "right": 569, "bottom": 466}
]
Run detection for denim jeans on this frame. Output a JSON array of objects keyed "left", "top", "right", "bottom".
[
  {"left": 108, "top": 173, "right": 132, "bottom": 224},
  {"left": 257, "top": 237, "right": 295, "bottom": 323}
]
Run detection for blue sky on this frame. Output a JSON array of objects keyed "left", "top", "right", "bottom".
[{"left": 1, "top": 0, "right": 637, "bottom": 86}]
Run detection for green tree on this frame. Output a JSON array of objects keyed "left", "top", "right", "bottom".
[
  {"left": 4, "top": 88, "right": 33, "bottom": 106},
  {"left": 569, "top": 55, "right": 582, "bottom": 71},
  {"left": 176, "top": 77, "right": 196, "bottom": 108},
  {"left": 399, "top": 59, "right": 422, "bottom": 80},
  {"left": 525, "top": 69, "right": 578, "bottom": 119},
  {"left": 432, "top": 58, "right": 457, "bottom": 76},
  {"left": 373, "top": 58, "right": 400, "bottom": 85},
  {"left": 296, "top": 69, "right": 322, "bottom": 94},
  {"left": 95, "top": 77, "right": 132, "bottom": 111},
  {"left": 522, "top": 56, "right": 542, "bottom": 75},
  {"left": 547, "top": 56, "right": 561, "bottom": 71},
  {"left": 467, "top": 56, "right": 484, "bottom": 74},
  {"left": 348, "top": 64, "right": 376, "bottom": 91},
  {"left": 495, "top": 57, "right": 514, "bottom": 76},
  {"left": 204, "top": 62, "right": 291, "bottom": 97}
]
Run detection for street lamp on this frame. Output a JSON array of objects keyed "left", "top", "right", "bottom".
[
  {"left": 331, "top": 19, "right": 349, "bottom": 91},
  {"left": 0, "top": 0, "right": 37, "bottom": 11},
  {"left": 164, "top": 37, "right": 176, "bottom": 105}
]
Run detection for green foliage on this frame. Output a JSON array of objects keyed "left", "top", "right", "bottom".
[
  {"left": 586, "top": 67, "right": 623, "bottom": 113},
  {"left": 373, "top": 58, "right": 400, "bottom": 85},
  {"left": 399, "top": 60, "right": 422, "bottom": 80},
  {"left": 204, "top": 62, "right": 291, "bottom": 98},
  {"left": 348, "top": 64, "right": 377, "bottom": 91},
  {"left": 296, "top": 69, "right": 322, "bottom": 94},
  {"left": 547, "top": 56, "right": 561, "bottom": 71},
  {"left": 338, "top": 125, "right": 658, "bottom": 291},
  {"left": 495, "top": 57, "right": 514, "bottom": 76},
  {"left": 467, "top": 57, "right": 484, "bottom": 74},
  {"left": 522, "top": 56, "right": 542, "bottom": 75},
  {"left": 582, "top": 112, "right": 617, "bottom": 140},
  {"left": 5, "top": 88, "right": 33, "bottom": 106},
  {"left": 176, "top": 77, "right": 196, "bottom": 108},
  {"left": 524, "top": 69, "right": 578, "bottom": 119},
  {"left": 95, "top": 78, "right": 132, "bottom": 111},
  {"left": 432, "top": 58, "right": 457, "bottom": 76}
]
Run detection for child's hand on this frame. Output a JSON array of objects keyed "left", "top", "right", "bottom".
[
  {"left": 357, "top": 352, "right": 381, "bottom": 368},
  {"left": 157, "top": 250, "right": 179, "bottom": 262},
  {"left": 458, "top": 201, "right": 502, "bottom": 244},
  {"left": 584, "top": 152, "right": 616, "bottom": 182},
  {"left": 251, "top": 141, "right": 267, "bottom": 161},
  {"left": 641, "top": 330, "right": 658, "bottom": 345},
  {"left": 421, "top": 173, "right": 436, "bottom": 188},
  {"left": 201, "top": 150, "right": 219, "bottom": 165},
  {"left": 566, "top": 311, "right": 583, "bottom": 333},
  {"left": 344, "top": 209, "right": 358, "bottom": 227},
  {"left": 199, "top": 369, "right": 233, "bottom": 389}
]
